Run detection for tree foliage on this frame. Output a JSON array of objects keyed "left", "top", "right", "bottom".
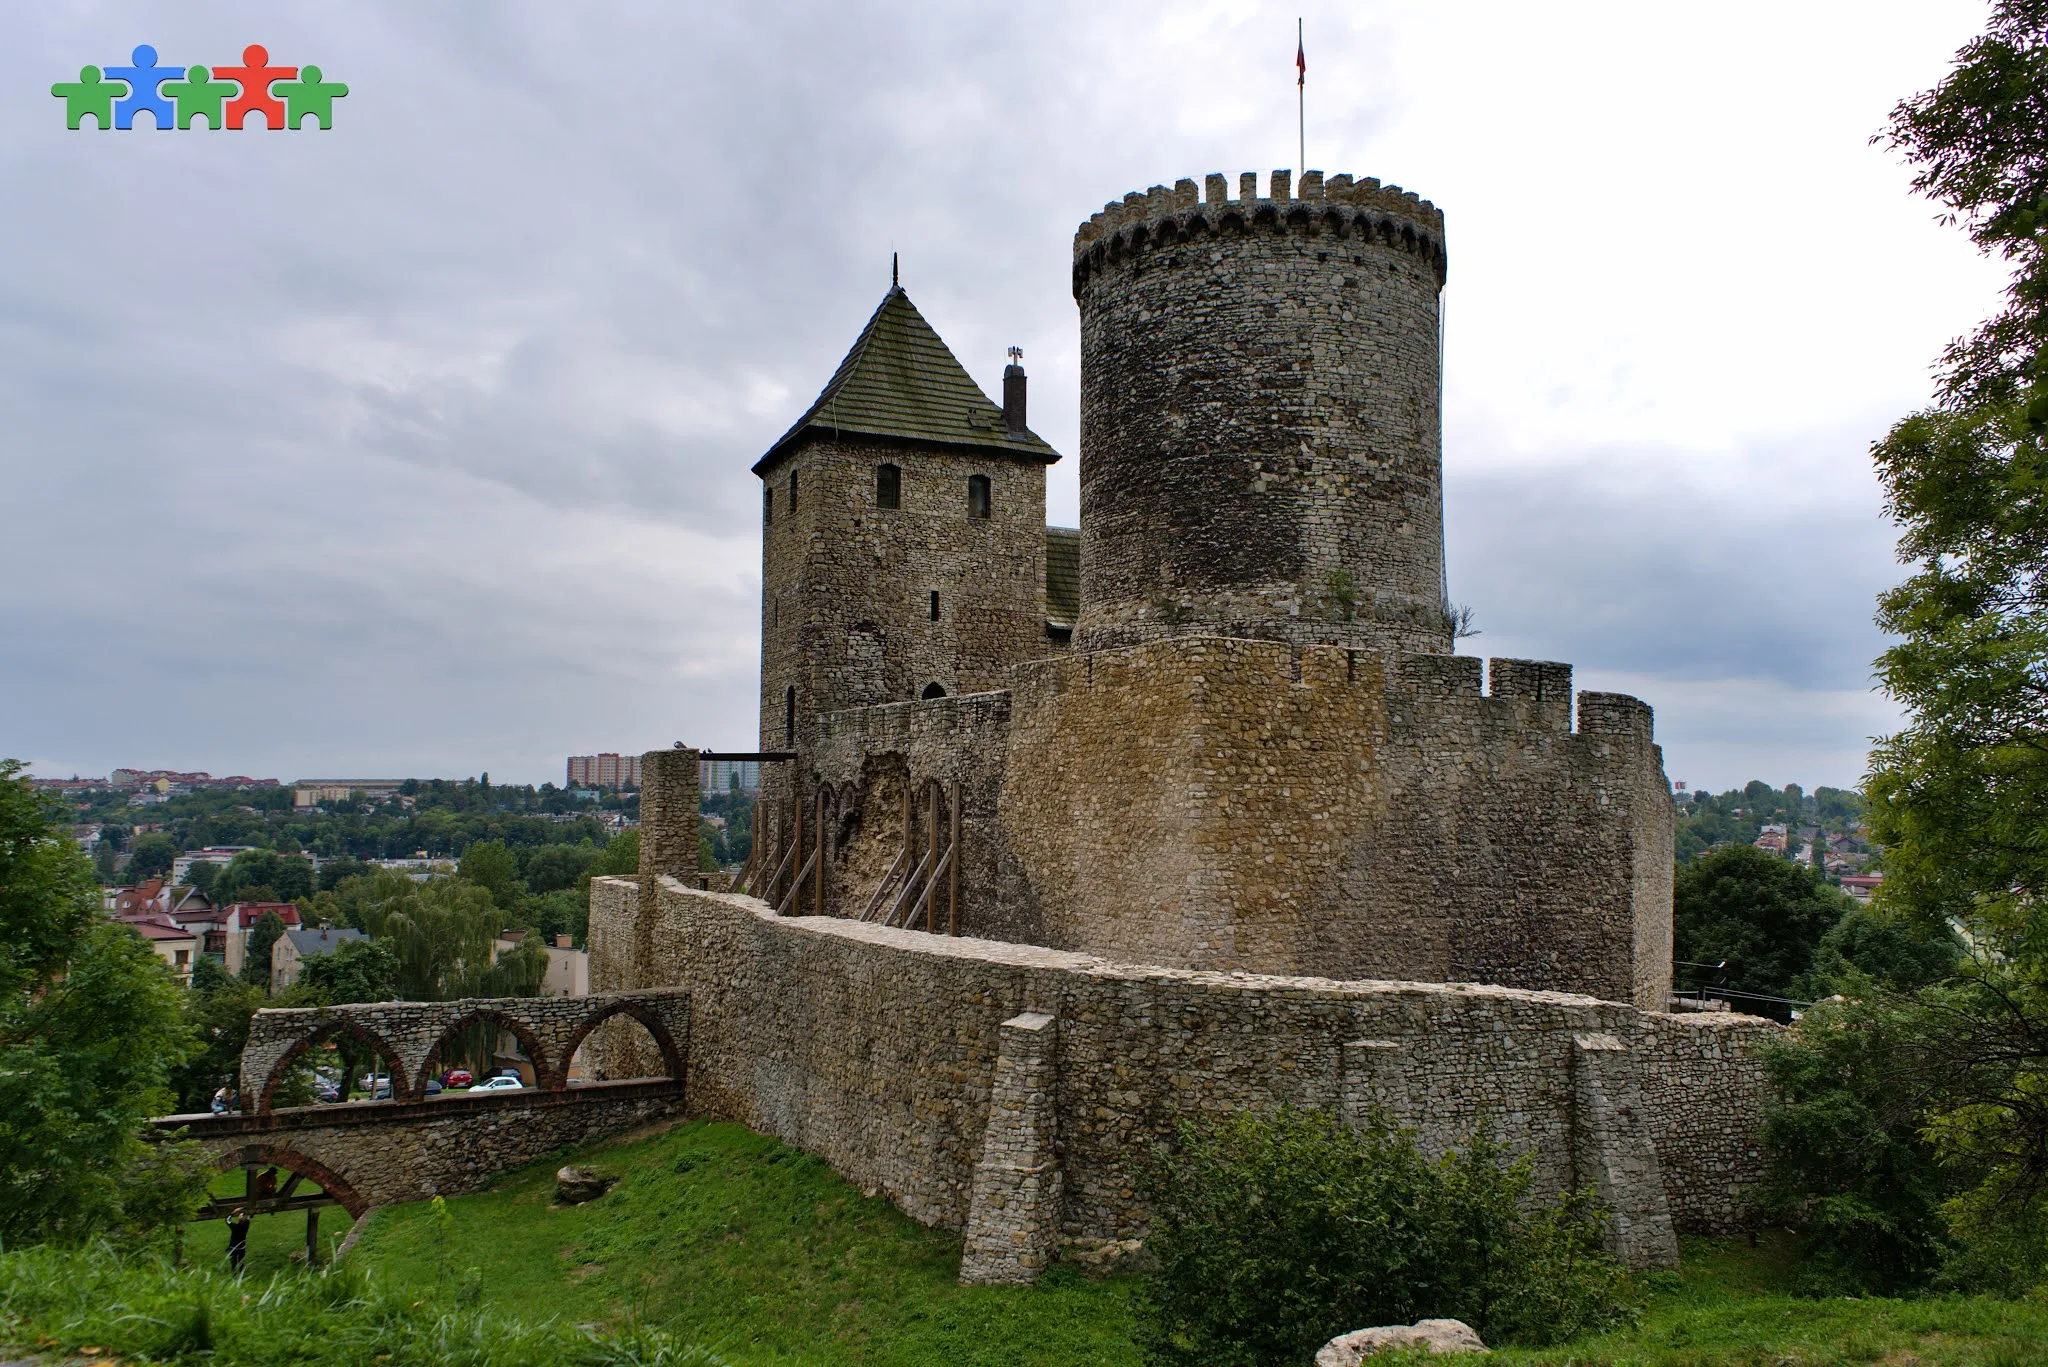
[
  {"left": 296, "top": 937, "right": 398, "bottom": 1004},
  {"left": 316, "top": 874, "right": 544, "bottom": 1002},
  {"left": 238, "top": 908, "right": 288, "bottom": 988},
  {"left": 0, "top": 760, "right": 204, "bottom": 1245},
  {"left": 1760, "top": 2, "right": 2048, "bottom": 1294},
  {"left": 1673, "top": 845, "right": 1849, "bottom": 1017},
  {"left": 1134, "top": 1108, "right": 1633, "bottom": 1365}
]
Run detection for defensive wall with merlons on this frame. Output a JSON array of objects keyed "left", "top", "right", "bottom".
[
  {"left": 804, "top": 637, "right": 1674, "bottom": 1010},
  {"left": 588, "top": 871, "right": 1775, "bottom": 1285}
]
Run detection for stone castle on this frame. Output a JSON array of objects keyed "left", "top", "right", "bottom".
[{"left": 590, "top": 169, "right": 1770, "bottom": 1285}]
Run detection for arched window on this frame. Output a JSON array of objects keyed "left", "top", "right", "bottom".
[
  {"left": 967, "top": 474, "right": 991, "bottom": 520},
  {"left": 877, "top": 464, "right": 901, "bottom": 509},
  {"left": 763, "top": 484, "right": 772, "bottom": 525},
  {"left": 921, "top": 682, "right": 948, "bottom": 701},
  {"left": 788, "top": 468, "right": 799, "bottom": 511},
  {"left": 784, "top": 686, "right": 796, "bottom": 745}
]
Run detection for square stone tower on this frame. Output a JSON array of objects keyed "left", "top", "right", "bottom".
[{"left": 754, "top": 286, "right": 1064, "bottom": 755}]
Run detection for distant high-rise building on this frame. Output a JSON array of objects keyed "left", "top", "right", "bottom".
[
  {"left": 699, "top": 758, "right": 760, "bottom": 794},
  {"left": 566, "top": 753, "right": 641, "bottom": 789}
]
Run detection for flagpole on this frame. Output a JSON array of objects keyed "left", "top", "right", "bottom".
[{"left": 1297, "top": 18, "right": 1305, "bottom": 175}]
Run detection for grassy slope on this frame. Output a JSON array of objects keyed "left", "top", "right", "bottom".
[
  {"left": 193, "top": 1117, "right": 2048, "bottom": 1367},
  {"left": 352, "top": 1118, "right": 1138, "bottom": 1367}
]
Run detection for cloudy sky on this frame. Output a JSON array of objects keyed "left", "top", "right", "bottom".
[{"left": 0, "top": 1, "right": 2007, "bottom": 791}]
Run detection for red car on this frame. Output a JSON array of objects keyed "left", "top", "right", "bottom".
[{"left": 442, "top": 1068, "right": 473, "bottom": 1088}]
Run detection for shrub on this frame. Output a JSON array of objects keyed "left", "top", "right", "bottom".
[{"left": 1133, "top": 1107, "right": 1634, "bottom": 1366}]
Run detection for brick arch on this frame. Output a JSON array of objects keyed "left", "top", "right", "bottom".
[
  {"left": 557, "top": 999, "right": 684, "bottom": 1085},
  {"left": 215, "top": 1143, "right": 369, "bottom": 1220},
  {"left": 256, "top": 1019, "right": 407, "bottom": 1113},
  {"left": 415, "top": 1008, "right": 555, "bottom": 1094}
]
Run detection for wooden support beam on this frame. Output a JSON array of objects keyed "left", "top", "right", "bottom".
[
  {"left": 949, "top": 779, "right": 963, "bottom": 936},
  {"left": 790, "top": 792, "right": 804, "bottom": 916},
  {"left": 887, "top": 850, "right": 933, "bottom": 927},
  {"left": 925, "top": 780, "right": 940, "bottom": 934},
  {"left": 860, "top": 846, "right": 908, "bottom": 922},
  {"left": 193, "top": 1193, "right": 337, "bottom": 1222},
  {"left": 813, "top": 788, "right": 826, "bottom": 915},
  {"left": 307, "top": 1205, "right": 320, "bottom": 1266},
  {"left": 775, "top": 849, "right": 818, "bottom": 917}
]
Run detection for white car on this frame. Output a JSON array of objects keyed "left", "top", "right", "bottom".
[{"left": 471, "top": 1075, "right": 523, "bottom": 1092}]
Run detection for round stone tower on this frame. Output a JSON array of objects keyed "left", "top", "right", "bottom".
[{"left": 1071, "top": 170, "right": 1451, "bottom": 655}]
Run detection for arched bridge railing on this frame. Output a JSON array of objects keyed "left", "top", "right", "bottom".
[{"left": 239, "top": 990, "right": 688, "bottom": 1113}]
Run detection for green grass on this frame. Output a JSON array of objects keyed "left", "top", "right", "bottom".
[
  {"left": 1487, "top": 1237, "right": 2048, "bottom": 1366},
  {"left": 351, "top": 1118, "right": 1138, "bottom": 1367},
  {"left": 9, "top": 1118, "right": 2048, "bottom": 1366}
]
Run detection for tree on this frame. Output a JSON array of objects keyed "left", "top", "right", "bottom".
[
  {"left": 127, "top": 832, "right": 176, "bottom": 882},
  {"left": 239, "top": 908, "right": 287, "bottom": 988},
  {"left": 169, "top": 963, "right": 266, "bottom": 1113},
  {"left": 0, "top": 760, "right": 203, "bottom": 1244},
  {"left": 523, "top": 842, "right": 597, "bottom": 894},
  {"left": 1759, "top": 0, "right": 2048, "bottom": 1291},
  {"left": 217, "top": 848, "right": 313, "bottom": 904},
  {"left": 458, "top": 839, "right": 523, "bottom": 910},
  {"left": 298, "top": 938, "right": 398, "bottom": 1004},
  {"left": 185, "top": 859, "right": 221, "bottom": 898},
  {"left": 1673, "top": 845, "right": 1849, "bottom": 1018},
  {"left": 1802, "top": 905, "right": 1963, "bottom": 996},
  {"left": 315, "top": 856, "right": 375, "bottom": 892}
]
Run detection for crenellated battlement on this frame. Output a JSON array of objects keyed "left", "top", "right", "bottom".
[{"left": 1072, "top": 169, "right": 1447, "bottom": 290}]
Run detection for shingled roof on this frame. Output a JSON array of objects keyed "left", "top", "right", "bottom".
[
  {"left": 1045, "top": 526, "right": 1080, "bottom": 629},
  {"left": 755, "top": 286, "right": 1060, "bottom": 473}
]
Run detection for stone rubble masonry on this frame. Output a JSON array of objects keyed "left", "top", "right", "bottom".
[
  {"left": 758, "top": 435, "right": 1055, "bottom": 761},
  {"left": 237, "top": 991, "right": 690, "bottom": 1111},
  {"left": 1071, "top": 171, "right": 1450, "bottom": 657},
  {"left": 812, "top": 635, "right": 1674, "bottom": 1010},
  {"left": 960, "top": 1011, "right": 1062, "bottom": 1284},
  {"left": 1570, "top": 1032, "right": 1679, "bottom": 1268},
  {"left": 157, "top": 1080, "right": 685, "bottom": 1216},
  {"left": 588, "top": 877, "right": 1775, "bottom": 1274}
]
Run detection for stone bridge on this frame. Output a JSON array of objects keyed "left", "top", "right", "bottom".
[
  {"left": 152, "top": 991, "right": 693, "bottom": 1227},
  {"left": 238, "top": 990, "right": 689, "bottom": 1111},
  {"left": 157, "top": 1079, "right": 687, "bottom": 1220}
]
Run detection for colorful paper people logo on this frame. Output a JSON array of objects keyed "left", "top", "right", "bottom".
[{"left": 52, "top": 46, "right": 347, "bottom": 131}]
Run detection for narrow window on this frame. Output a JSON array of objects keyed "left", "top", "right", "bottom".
[
  {"left": 763, "top": 484, "right": 773, "bottom": 525},
  {"left": 929, "top": 590, "right": 941, "bottom": 621},
  {"left": 921, "top": 682, "right": 948, "bottom": 700},
  {"left": 967, "top": 474, "right": 991, "bottom": 520},
  {"left": 784, "top": 686, "right": 796, "bottom": 745},
  {"left": 788, "top": 468, "right": 799, "bottom": 511},
  {"left": 877, "top": 463, "right": 901, "bottom": 509}
]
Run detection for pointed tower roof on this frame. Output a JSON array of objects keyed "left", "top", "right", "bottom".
[{"left": 755, "top": 286, "right": 1060, "bottom": 473}]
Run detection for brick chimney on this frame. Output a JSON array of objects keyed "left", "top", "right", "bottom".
[{"left": 1003, "top": 346, "right": 1026, "bottom": 436}]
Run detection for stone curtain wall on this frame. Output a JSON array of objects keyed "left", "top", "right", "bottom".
[
  {"left": 1071, "top": 170, "right": 1451, "bottom": 656},
  {"left": 998, "top": 636, "right": 1675, "bottom": 1008},
  {"left": 588, "top": 877, "right": 1773, "bottom": 1273},
  {"left": 800, "top": 635, "right": 1672, "bottom": 1006},
  {"left": 811, "top": 690, "right": 1046, "bottom": 945},
  {"left": 238, "top": 991, "right": 689, "bottom": 1110},
  {"left": 158, "top": 1080, "right": 685, "bottom": 1214}
]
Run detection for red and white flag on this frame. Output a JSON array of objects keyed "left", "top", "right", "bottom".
[{"left": 1296, "top": 30, "right": 1306, "bottom": 86}]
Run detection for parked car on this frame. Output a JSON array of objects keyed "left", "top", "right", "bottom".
[
  {"left": 471, "top": 1075, "right": 522, "bottom": 1093},
  {"left": 370, "top": 1081, "right": 393, "bottom": 1100},
  {"left": 424, "top": 1078, "right": 444, "bottom": 1096},
  {"left": 315, "top": 1082, "right": 343, "bottom": 1104},
  {"left": 441, "top": 1068, "right": 473, "bottom": 1088}
]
